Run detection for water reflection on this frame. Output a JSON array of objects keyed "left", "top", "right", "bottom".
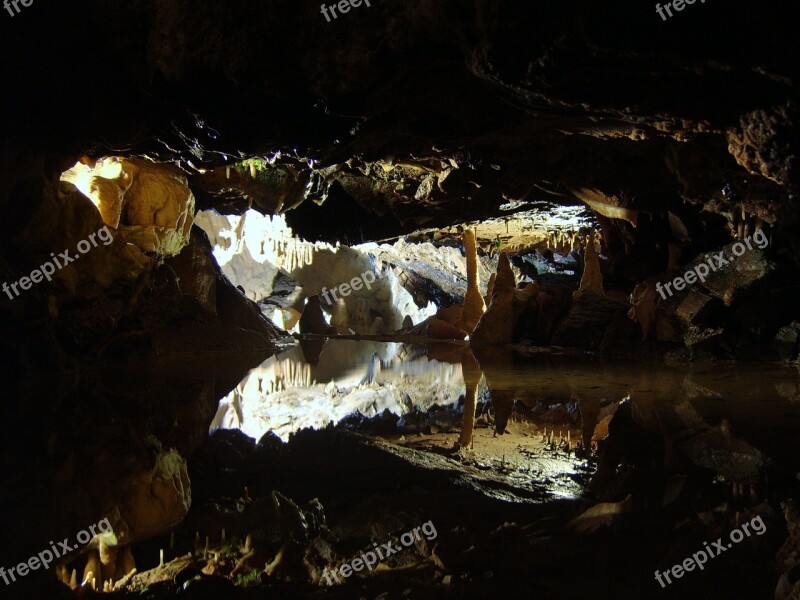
[
  {"left": 210, "top": 340, "right": 467, "bottom": 441},
  {"left": 214, "top": 341, "right": 800, "bottom": 450}
]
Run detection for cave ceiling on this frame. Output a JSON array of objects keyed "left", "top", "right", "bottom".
[{"left": 1, "top": 0, "right": 797, "bottom": 246}]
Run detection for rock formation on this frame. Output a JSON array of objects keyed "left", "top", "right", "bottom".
[
  {"left": 471, "top": 254, "right": 539, "bottom": 347},
  {"left": 459, "top": 228, "right": 486, "bottom": 332},
  {"left": 299, "top": 295, "right": 337, "bottom": 335},
  {"left": 574, "top": 232, "right": 604, "bottom": 299}
]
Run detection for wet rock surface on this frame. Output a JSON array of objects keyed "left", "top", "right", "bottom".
[{"left": 1, "top": 2, "right": 800, "bottom": 599}]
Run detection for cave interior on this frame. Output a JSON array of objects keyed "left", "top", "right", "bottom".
[{"left": 1, "top": 1, "right": 800, "bottom": 599}]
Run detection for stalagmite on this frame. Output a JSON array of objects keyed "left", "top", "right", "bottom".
[
  {"left": 460, "top": 228, "right": 486, "bottom": 333},
  {"left": 70, "top": 569, "right": 78, "bottom": 589},
  {"left": 495, "top": 252, "right": 516, "bottom": 292},
  {"left": 56, "top": 563, "right": 69, "bottom": 586},
  {"left": 84, "top": 551, "right": 102, "bottom": 589},
  {"left": 330, "top": 298, "right": 350, "bottom": 333},
  {"left": 574, "top": 231, "right": 604, "bottom": 298},
  {"left": 99, "top": 541, "right": 118, "bottom": 581},
  {"left": 471, "top": 253, "right": 539, "bottom": 346}
]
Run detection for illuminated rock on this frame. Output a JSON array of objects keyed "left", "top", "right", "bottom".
[
  {"left": 330, "top": 298, "right": 350, "bottom": 334},
  {"left": 459, "top": 228, "right": 486, "bottom": 332},
  {"left": 574, "top": 232, "right": 604, "bottom": 299},
  {"left": 471, "top": 254, "right": 539, "bottom": 346},
  {"left": 62, "top": 157, "right": 196, "bottom": 256}
]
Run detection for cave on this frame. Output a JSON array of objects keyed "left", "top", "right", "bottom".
[{"left": 1, "top": 2, "right": 799, "bottom": 599}]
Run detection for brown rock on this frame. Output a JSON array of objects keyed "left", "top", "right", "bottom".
[{"left": 460, "top": 228, "right": 486, "bottom": 332}]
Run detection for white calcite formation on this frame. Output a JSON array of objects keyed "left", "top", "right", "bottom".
[
  {"left": 195, "top": 209, "right": 437, "bottom": 332},
  {"left": 210, "top": 341, "right": 466, "bottom": 441}
]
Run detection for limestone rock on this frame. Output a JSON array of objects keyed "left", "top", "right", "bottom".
[
  {"left": 436, "top": 304, "right": 464, "bottom": 327},
  {"left": 403, "top": 317, "right": 468, "bottom": 340},
  {"left": 551, "top": 292, "right": 638, "bottom": 352},
  {"left": 122, "top": 158, "right": 195, "bottom": 253},
  {"left": 484, "top": 272, "right": 496, "bottom": 306},
  {"left": 62, "top": 157, "right": 195, "bottom": 256},
  {"left": 113, "top": 448, "right": 192, "bottom": 544},
  {"left": 494, "top": 252, "right": 517, "bottom": 292},
  {"left": 574, "top": 232, "right": 604, "bottom": 299},
  {"left": 459, "top": 228, "right": 486, "bottom": 332},
  {"left": 330, "top": 298, "right": 350, "bottom": 334},
  {"left": 299, "top": 296, "right": 337, "bottom": 335},
  {"left": 471, "top": 254, "right": 539, "bottom": 346}
]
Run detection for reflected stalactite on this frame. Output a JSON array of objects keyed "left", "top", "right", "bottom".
[{"left": 459, "top": 349, "right": 482, "bottom": 449}]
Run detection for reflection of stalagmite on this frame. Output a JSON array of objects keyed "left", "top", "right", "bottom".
[
  {"left": 402, "top": 315, "right": 414, "bottom": 330},
  {"left": 460, "top": 228, "right": 486, "bottom": 333},
  {"left": 574, "top": 232, "right": 604, "bottom": 299},
  {"left": 370, "top": 316, "right": 385, "bottom": 334},
  {"left": 330, "top": 298, "right": 350, "bottom": 334},
  {"left": 459, "top": 350, "right": 482, "bottom": 449},
  {"left": 299, "top": 296, "right": 337, "bottom": 335}
]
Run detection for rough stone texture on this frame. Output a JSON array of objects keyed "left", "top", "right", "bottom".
[
  {"left": 1, "top": 1, "right": 796, "bottom": 248},
  {"left": 2, "top": 1, "right": 798, "bottom": 366},
  {"left": 551, "top": 292, "right": 638, "bottom": 353},
  {"left": 110, "top": 448, "right": 192, "bottom": 546},
  {"left": 471, "top": 254, "right": 540, "bottom": 347},
  {"left": 299, "top": 295, "right": 337, "bottom": 335},
  {"left": 683, "top": 240, "right": 775, "bottom": 306},
  {"left": 62, "top": 157, "right": 196, "bottom": 256},
  {"left": 165, "top": 226, "right": 218, "bottom": 314}
]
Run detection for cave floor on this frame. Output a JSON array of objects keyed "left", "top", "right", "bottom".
[{"left": 4, "top": 341, "right": 800, "bottom": 599}]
